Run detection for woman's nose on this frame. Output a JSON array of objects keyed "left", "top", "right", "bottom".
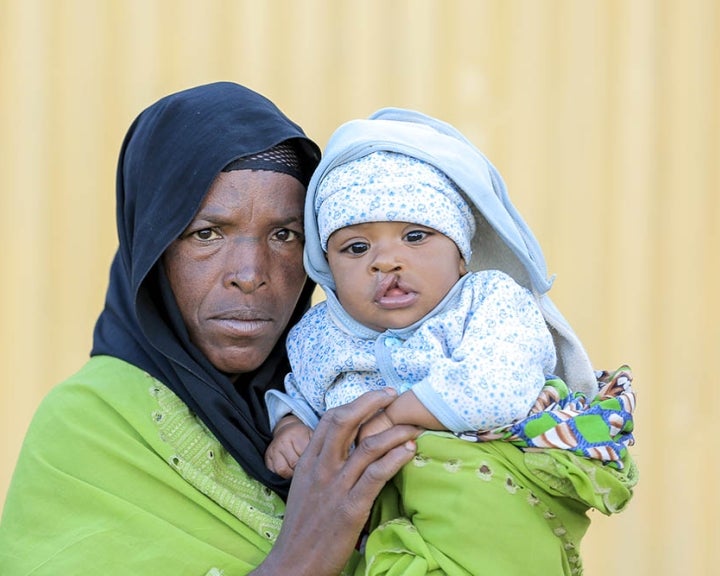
[{"left": 224, "top": 240, "right": 267, "bottom": 293}]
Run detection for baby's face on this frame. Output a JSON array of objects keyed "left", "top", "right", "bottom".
[{"left": 326, "top": 221, "right": 467, "bottom": 332}]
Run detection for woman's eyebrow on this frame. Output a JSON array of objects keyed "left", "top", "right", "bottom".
[
  {"left": 273, "top": 215, "right": 303, "bottom": 226},
  {"left": 191, "top": 208, "right": 303, "bottom": 227},
  {"left": 190, "top": 206, "right": 226, "bottom": 222}
]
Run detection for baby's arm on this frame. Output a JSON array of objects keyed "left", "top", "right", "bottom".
[
  {"left": 265, "top": 414, "right": 313, "bottom": 479},
  {"left": 409, "top": 271, "right": 556, "bottom": 432},
  {"left": 359, "top": 389, "right": 444, "bottom": 441}
]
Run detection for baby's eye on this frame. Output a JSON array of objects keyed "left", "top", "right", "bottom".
[
  {"left": 345, "top": 242, "right": 369, "bottom": 255},
  {"left": 192, "top": 228, "right": 221, "bottom": 241},
  {"left": 405, "top": 230, "right": 429, "bottom": 243}
]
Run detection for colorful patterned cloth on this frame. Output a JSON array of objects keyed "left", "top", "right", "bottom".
[{"left": 457, "top": 366, "right": 636, "bottom": 470}]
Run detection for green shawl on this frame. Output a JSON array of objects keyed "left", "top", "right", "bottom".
[
  {"left": 356, "top": 367, "right": 638, "bottom": 576},
  {"left": 357, "top": 433, "right": 636, "bottom": 576},
  {"left": 0, "top": 356, "right": 637, "bottom": 575},
  {"left": 0, "top": 356, "right": 284, "bottom": 575}
]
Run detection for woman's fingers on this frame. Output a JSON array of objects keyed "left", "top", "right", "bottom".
[
  {"left": 268, "top": 391, "right": 420, "bottom": 576},
  {"left": 296, "top": 389, "right": 420, "bottom": 505},
  {"left": 344, "top": 423, "right": 418, "bottom": 501},
  {"left": 303, "top": 388, "right": 399, "bottom": 462}
]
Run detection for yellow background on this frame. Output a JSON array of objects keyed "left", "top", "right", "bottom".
[{"left": 1, "top": 1, "right": 718, "bottom": 574}]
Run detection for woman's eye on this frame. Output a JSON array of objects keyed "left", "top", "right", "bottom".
[
  {"left": 405, "top": 230, "right": 429, "bottom": 243},
  {"left": 192, "top": 228, "right": 220, "bottom": 241},
  {"left": 274, "top": 228, "right": 303, "bottom": 243}
]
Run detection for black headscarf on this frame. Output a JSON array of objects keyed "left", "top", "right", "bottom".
[{"left": 91, "top": 82, "right": 320, "bottom": 499}]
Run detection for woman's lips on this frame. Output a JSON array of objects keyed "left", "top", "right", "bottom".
[{"left": 212, "top": 309, "right": 272, "bottom": 336}]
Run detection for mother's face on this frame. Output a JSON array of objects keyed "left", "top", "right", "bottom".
[{"left": 163, "top": 170, "right": 307, "bottom": 377}]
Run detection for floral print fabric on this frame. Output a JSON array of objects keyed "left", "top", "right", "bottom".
[{"left": 266, "top": 270, "right": 556, "bottom": 433}]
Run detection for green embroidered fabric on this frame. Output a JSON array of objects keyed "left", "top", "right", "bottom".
[
  {"left": 356, "top": 366, "right": 639, "bottom": 576},
  {"left": 359, "top": 433, "right": 637, "bottom": 575},
  {"left": 0, "top": 356, "right": 281, "bottom": 575},
  {"left": 0, "top": 357, "right": 638, "bottom": 576},
  {"left": 151, "top": 382, "right": 285, "bottom": 542}
]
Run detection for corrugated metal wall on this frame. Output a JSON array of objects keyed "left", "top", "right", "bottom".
[{"left": 1, "top": 1, "right": 718, "bottom": 573}]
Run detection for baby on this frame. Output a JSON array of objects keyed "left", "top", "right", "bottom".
[
  {"left": 263, "top": 109, "right": 635, "bottom": 575},
  {"left": 265, "top": 150, "right": 556, "bottom": 476}
]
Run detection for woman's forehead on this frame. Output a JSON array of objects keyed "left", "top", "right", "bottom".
[{"left": 194, "top": 170, "right": 305, "bottom": 220}]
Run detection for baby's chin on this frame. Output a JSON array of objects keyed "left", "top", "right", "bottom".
[{"left": 365, "top": 308, "right": 431, "bottom": 333}]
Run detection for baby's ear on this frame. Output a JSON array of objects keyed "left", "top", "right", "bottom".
[{"left": 459, "top": 258, "right": 468, "bottom": 276}]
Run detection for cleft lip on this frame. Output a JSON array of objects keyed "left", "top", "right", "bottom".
[
  {"left": 373, "top": 274, "right": 399, "bottom": 302},
  {"left": 373, "top": 274, "right": 417, "bottom": 309}
]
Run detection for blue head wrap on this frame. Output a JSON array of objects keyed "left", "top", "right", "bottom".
[{"left": 304, "top": 108, "right": 597, "bottom": 396}]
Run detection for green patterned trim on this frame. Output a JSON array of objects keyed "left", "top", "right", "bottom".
[{"left": 149, "top": 381, "right": 285, "bottom": 542}]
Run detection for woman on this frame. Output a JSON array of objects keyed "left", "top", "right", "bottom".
[{"left": 0, "top": 82, "right": 419, "bottom": 575}]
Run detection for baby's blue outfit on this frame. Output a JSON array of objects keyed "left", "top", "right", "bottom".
[
  {"left": 266, "top": 270, "right": 556, "bottom": 433},
  {"left": 266, "top": 106, "right": 599, "bottom": 435}
]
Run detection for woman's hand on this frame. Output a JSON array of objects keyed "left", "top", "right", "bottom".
[{"left": 253, "top": 389, "right": 420, "bottom": 576}]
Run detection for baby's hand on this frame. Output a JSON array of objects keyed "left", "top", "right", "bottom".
[
  {"left": 357, "top": 409, "right": 395, "bottom": 444},
  {"left": 265, "top": 415, "right": 313, "bottom": 479},
  {"left": 357, "top": 390, "right": 444, "bottom": 444}
]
